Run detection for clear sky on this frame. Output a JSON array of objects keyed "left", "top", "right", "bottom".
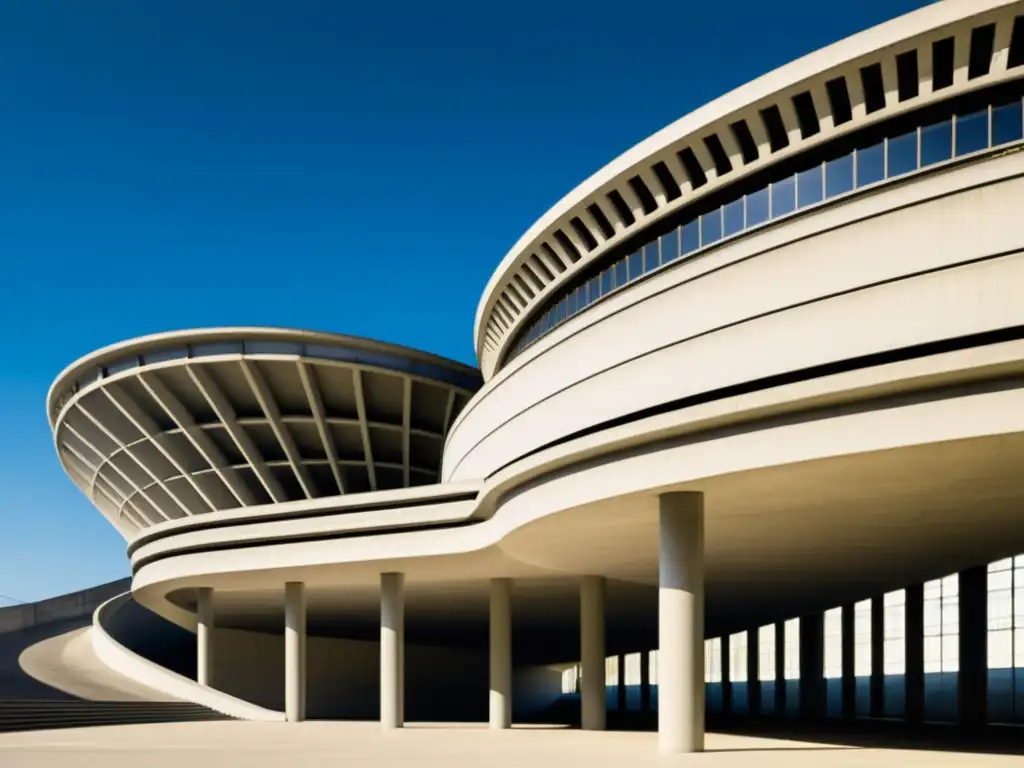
[{"left": 0, "top": 0, "right": 936, "bottom": 602}]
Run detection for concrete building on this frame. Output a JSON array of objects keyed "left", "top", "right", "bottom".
[{"left": 39, "top": 0, "right": 1024, "bottom": 754}]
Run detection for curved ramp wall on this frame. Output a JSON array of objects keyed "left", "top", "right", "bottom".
[{"left": 445, "top": 148, "right": 1024, "bottom": 482}]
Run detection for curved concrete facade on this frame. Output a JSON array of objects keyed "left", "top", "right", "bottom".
[{"left": 43, "top": 0, "right": 1024, "bottom": 753}]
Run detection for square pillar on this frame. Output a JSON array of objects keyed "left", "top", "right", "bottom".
[
  {"left": 905, "top": 583, "right": 925, "bottom": 724},
  {"left": 774, "top": 621, "right": 786, "bottom": 715},
  {"left": 799, "top": 613, "right": 824, "bottom": 721},
  {"left": 841, "top": 603, "right": 856, "bottom": 719},
  {"left": 958, "top": 565, "right": 987, "bottom": 730},
  {"left": 640, "top": 650, "right": 651, "bottom": 712},
  {"left": 870, "top": 596, "right": 884, "bottom": 718},
  {"left": 747, "top": 625, "right": 761, "bottom": 715},
  {"left": 616, "top": 653, "right": 627, "bottom": 712}
]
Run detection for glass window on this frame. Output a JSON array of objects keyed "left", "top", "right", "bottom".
[
  {"left": 644, "top": 241, "right": 660, "bottom": 272},
  {"left": 701, "top": 208, "right": 722, "bottom": 245},
  {"left": 992, "top": 99, "right": 1023, "bottom": 147},
  {"left": 797, "top": 165, "right": 823, "bottom": 208},
  {"left": 723, "top": 198, "right": 745, "bottom": 236},
  {"left": 587, "top": 276, "right": 600, "bottom": 305},
  {"left": 956, "top": 108, "right": 989, "bottom": 156},
  {"left": 887, "top": 129, "right": 918, "bottom": 178},
  {"left": 681, "top": 220, "right": 700, "bottom": 255},
  {"left": 920, "top": 119, "right": 953, "bottom": 167},
  {"left": 105, "top": 357, "right": 139, "bottom": 376},
  {"left": 142, "top": 347, "right": 187, "bottom": 366},
  {"left": 856, "top": 141, "right": 885, "bottom": 187},
  {"left": 660, "top": 228, "right": 679, "bottom": 266},
  {"left": 771, "top": 175, "right": 796, "bottom": 218},
  {"left": 746, "top": 186, "right": 770, "bottom": 227},
  {"left": 191, "top": 341, "right": 244, "bottom": 358},
  {"left": 567, "top": 290, "right": 578, "bottom": 317},
  {"left": 557, "top": 299, "right": 567, "bottom": 324},
  {"left": 824, "top": 153, "right": 854, "bottom": 198},
  {"left": 600, "top": 268, "right": 613, "bottom": 296},
  {"left": 628, "top": 250, "right": 642, "bottom": 281},
  {"left": 614, "top": 258, "right": 627, "bottom": 288}
]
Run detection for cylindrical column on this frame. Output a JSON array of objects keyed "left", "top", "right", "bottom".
[
  {"left": 284, "top": 581, "right": 306, "bottom": 722},
  {"left": 196, "top": 587, "right": 215, "bottom": 687},
  {"left": 658, "top": 491, "right": 705, "bottom": 755},
  {"left": 381, "top": 572, "right": 405, "bottom": 729},
  {"left": 489, "top": 578, "right": 513, "bottom": 729},
  {"left": 580, "top": 575, "right": 606, "bottom": 731}
]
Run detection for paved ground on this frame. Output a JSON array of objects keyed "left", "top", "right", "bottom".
[{"left": 0, "top": 721, "right": 1020, "bottom": 767}]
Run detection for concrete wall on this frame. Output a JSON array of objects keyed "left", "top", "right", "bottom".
[
  {"left": 208, "top": 627, "right": 561, "bottom": 721},
  {"left": 0, "top": 578, "right": 130, "bottom": 635},
  {"left": 446, "top": 152, "right": 1024, "bottom": 481}
]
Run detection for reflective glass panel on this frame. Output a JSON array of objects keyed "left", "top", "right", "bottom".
[
  {"left": 105, "top": 358, "right": 139, "bottom": 376},
  {"left": 723, "top": 198, "right": 745, "bottom": 236},
  {"left": 245, "top": 340, "right": 301, "bottom": 355},
  {"left": 587, "top": 276, "right": 600, "bottom": 305},
  {"left": 797, "top": 165, "right": 823, "bottom": 208},
  {"left": 856, "top": 141, "right": 885, "bottom": 187},
  {"left": 601, "top": 268, "right": 613, "bottom": 296},
  {"left": 681, "top": 220, "right": 700, "bottom": 255},
  {"left": 192, "top": 341, "right": 244, "bottom": 358},
  {"left": 992, "top": 99, "right": 1023, "bottom": 146},
  {"left": 628, "top": 251, "right": 642, "bottom": 281},
  {"left": 660, "top": 228, "right": 679, "bottom": 265},
  {"left": 614, "top": 258, "right": 627, "bottom": 288},
  {"left": 644, "top": 241, "right": 660, "bottom": 272},
  {"left": 920, "top": 119, "right": 953, "bottom": 167},
  {"left": 142, "top": 347, "right": 187, "bottom": 366},
  {"left": 824, "top": 153, "right": 854, "bottom": 198},
  {"left": 771, "top": 175, "right": 796, "bottom": 218},
  {"left": 746, "top": 186, "right": 770, "bottom": 227},
  {"left": 955, "top": 108, "right": 989, "bottom": 156},
  {"left": 566, "top": 289, "right": 577, "bottom": 317},
  {"left": 701, "top": 208, "right": 722, "bottom": 245},
  {"left": 887, "top": 130, "right": 918, "bottom": 177}
]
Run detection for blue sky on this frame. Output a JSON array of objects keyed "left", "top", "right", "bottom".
[{"left": 0, "top": 0, "right": 935, "bottom": 602}]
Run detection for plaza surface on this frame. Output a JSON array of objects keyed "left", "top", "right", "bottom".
[{"left": 0, "top": 722, "right": 1020, "bottom": 768}]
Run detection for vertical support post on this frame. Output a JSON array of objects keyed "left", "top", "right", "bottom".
[
  {"left": 658, "top": 491, "right": 705, "bottom": 754},
  {"left": 381, "top": 572, "right": 405, "bottom": 729},
  {"left": 196, "top": 587, "right": 215, "bottom": 688},
  {"left": 799, "top": 613, "right": 824, "bottom": 721},
  {"left": 748, "top": 627, "right": 761, "bottom": 715},
  {"left": 640, "top": 650, "right": 651, "bottom": 712},
  {"left": 721, "top": 633, "right": 732, "bottom": 714},
  {"left": 775, "top": 621, "right": 786, "bottom": 715},
  {"left": 905, "top": 583, "right": 925, "bottom": 724},
  {"left": 842, "top": 603, "right": 856, "bottom": 719},
  {"left": 870, "top": 596, "right": 884, "bottom": 718},
  {"left": 617, "top": 653, "right": 627, "bottom": 712},
  {"left": 489, "top": 577, "right": 512, "bottom": 729},
  {"left": 958, "top": 565, "right": 987, "bottom": 731},
  {"left": 580, "top": 575, "right": 606, "bottom": 731},
  {"left": 284, "top": 581, "right": 306, "bottom": 723}
]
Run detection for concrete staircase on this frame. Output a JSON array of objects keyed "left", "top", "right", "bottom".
[{"left": 0, "top": 698, "right": 228, "bottom": 732}]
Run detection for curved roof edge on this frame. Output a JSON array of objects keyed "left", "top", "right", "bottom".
[
  {"left": 48, "top": 326, "right": 481, "bottom": 427},
  {"left": 472, "top": 0, "right": 1017, "bottom": 370}
]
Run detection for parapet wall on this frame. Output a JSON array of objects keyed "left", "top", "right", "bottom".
[{"left": 0, "top": 578, "right": 130, "bottom": 635}]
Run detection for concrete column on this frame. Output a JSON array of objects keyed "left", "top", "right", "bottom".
[
  {"left": 958, "top": 566, "right": 987, "bottom": 731},
  {"left": 721, "top": 633, "right": 732, "bottom": 714},
  {"left": 617, "top": 653, "right": 627, "bottom": 712},
  {"left": 640, "top": 650, "right": 651, "bottom": 712},
  {"left": 870, "top": 596, "right": 884, "bottom": 718},
  {"left": 284, "top": 581, "right": 306, "bottom": 722},
  {"left": 580, "top": 575, "right": 606, "bottom": 731},
  {"left": 196, "top": 587, "right": 214, "bottom": 687},
  {"left": 381, "top": 572, "right": 405, "bottom": 729},
  {"left": 799, "top": 613, "right": 824, "bottom": 721},
  {"left": 489, "top": 577, "right": 512, "bottom": 729},
  {"left": 748, "top": 626, "right": 761, "bottom": 715},
  {"left": 905, "top": 583, "right": 925, "bottom": 724},
  {"left": 658, "top": 491, "right": 705, "bottom": 754},
  {"left": 841, "top": 603, "right": 855, "bottom": 719},
  {"left": 774, "top": 621, "right": 786, "bottom": 715}
]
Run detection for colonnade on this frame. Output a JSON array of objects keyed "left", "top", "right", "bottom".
[{"left": 191, "top": 491, "right": 707, "bottom": 754}]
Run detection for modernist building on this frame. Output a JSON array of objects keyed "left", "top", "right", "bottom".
[{"left": 45, "top": 0, "right": 1024, "bottom": 754}]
